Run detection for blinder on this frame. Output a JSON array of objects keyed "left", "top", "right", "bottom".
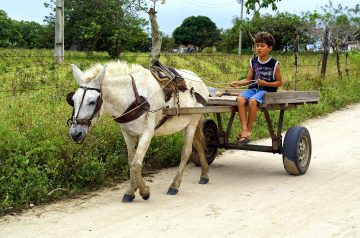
[{"left": 66, "top": 92, "right": 75, "bottom": 107}]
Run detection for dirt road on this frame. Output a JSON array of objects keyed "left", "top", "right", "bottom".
[{"left": 1, "top": 104, "right": 360, "bottom": 238}]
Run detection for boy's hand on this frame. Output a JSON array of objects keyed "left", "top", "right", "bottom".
[
  {"left": 230, "top": 81, "right": 238, "bottom": 87},
  {"left": 230, "top": 80, "right": 250, "bottom": 87},
  {"left": 257, "top": 80, "right": 266, "bottom": 86}
]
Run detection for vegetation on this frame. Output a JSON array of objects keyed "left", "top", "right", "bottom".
[
  {"left": 219, "top": 12, "right": 315, "bottom": 53},
  {"left": 45, "top": 0, "right": 149, "bottom": 57},
  {"left": 0, "top": 0, "right": 359, "bottom": 216},
  {"left": 245, "top": 0, "right": 283, "bottom": 17},
  {"left": 0, "top": 10, "right": 53, "bottom": 48},
  {"left": 173, "top": 16, "right": 221, "bottom": 51},
  {"left": 0, "top": 49, "right": 359, "bottom": 215}
]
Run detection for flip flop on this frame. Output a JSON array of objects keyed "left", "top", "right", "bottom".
[{"left": 237, "top": 135, "right": 250, "bottom": 145}]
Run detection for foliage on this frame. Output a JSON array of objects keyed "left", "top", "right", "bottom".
[
  {"left": 219, "top": 13, "right": 315, "bottom": 53},
  {"left": 161, "top": 34, "right": 176, "bottom": 51},
  {"left": 0, "top": 49, "right": 359, "bottom": 215},
  {"left": 0, "top": 10, "right": 52, "bottom": 49},
  {"left": 44, "top": 0, "right": 149, "bottom": 57},
  {"left": 173, "top": 16, "right": 221, "bottom": 51},
  {"left": 245, "top": 0, "right": 283, "bottom": 18}
]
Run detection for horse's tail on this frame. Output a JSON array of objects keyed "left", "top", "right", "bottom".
[{"left": 192, "top": 118, "right": 209, "bottom": 179}]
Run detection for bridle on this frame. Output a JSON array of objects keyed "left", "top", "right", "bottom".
[
  {"left": 66, "top": 86, "right": 103, "bottom": 127},
  {"left": 66, "top": 74, "right": 149, "bottom": 127}
]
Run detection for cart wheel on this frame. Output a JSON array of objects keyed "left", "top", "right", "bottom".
[
  {"left": 282, "top": 126, "right": 312, "bottom": 175},
  {"left": 190, "top": 119, "right": 219, "bottom": 166}
]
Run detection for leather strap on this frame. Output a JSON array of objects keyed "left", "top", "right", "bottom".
[
  {"left": 114, "top": 74, "right": 150, "bottom": 124},
  {"left": 155, "top": 115, "right": 172, "bottom": 130},
  {"left": 194, "top": 92, "right": 207, "bottom": 106},
  {"left": 114, "top": 96, "right": 150, "bottom": 123},
  {"left": 130, "top": 74, "right": 142, "bottom": 105}
]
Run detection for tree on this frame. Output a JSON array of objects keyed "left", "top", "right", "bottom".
[
  {"left": 0, "top": 10, "right": 14, "bottom": 47},
  {"left": 0, "top": 10, "right": 52, "bottom": 49},
  {"left": 322, "top": 2, "right": 360, "bottom": 79},
  {"left": 219, "top": 13, "right": 314, "bottom": 53},
  {"left": 309, "top": 1, "right": 360, "bottom": 79},
  {"left": 45, "top": 0, "right": 148, "bottom": 57},
  {"left": 134, "top": 0, "right": 166, "bottom": 65},
  {"left": 173, "top": 16, "right": 221, "bottom": 51},
  {"left": 245, "top": 0, "right": 283, "bottom": 17}
]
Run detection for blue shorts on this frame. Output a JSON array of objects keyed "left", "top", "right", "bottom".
[{"left": 239, "top": 88, "right": 267, "bottom": 104}]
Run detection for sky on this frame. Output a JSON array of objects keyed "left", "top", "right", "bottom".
[{"left": 0, "top": 0, "right": 359, "bottom": 35}]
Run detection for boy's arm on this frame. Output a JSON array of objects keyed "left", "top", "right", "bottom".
[
  {"left": 258, "top": 64, "right": 283, "bottom": 88},
  {"left": 230, "top": 65, "right": 253, "bottom": 87}
]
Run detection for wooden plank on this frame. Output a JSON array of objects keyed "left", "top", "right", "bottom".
[
  {"left": 208, "top": 91, "right": 320, "bottom": 107},
  {"left": 263, "top": 91, "right": 320, "bottom": 104},
  {"left": 208, "top": 96, "right": 237, "bottom": 106},
  {"left": 163, "top": 106, "right": 236, "bottom": 116},
  {"left": 163, "top": 91, "right": 320, "bottom": 115}
]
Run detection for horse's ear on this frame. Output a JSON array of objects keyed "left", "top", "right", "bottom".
[
  {"left": 71, "top": 64, "right": 84, "bottom": 85},
  {"left": 93, "top": 65, "right": 107, "bottom": 88}
]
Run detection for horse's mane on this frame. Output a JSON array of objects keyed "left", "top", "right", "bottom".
[{"left": 83, "top": 61, "right": 144, "bottom": 83}]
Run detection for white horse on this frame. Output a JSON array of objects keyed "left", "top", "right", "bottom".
[{"left": 67, "top": 61, "right": 209, "bottom": 202}]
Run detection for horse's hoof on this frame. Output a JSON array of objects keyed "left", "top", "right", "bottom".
[
  {"left": 142, "top": 193, "right": 150, "bottom": 200},
  {"left": 167, "top": 187, "right": 178, "bottom": 195},
  {"left": 122, "top": 194, "right": 135, "bottom": 203},
  {"left": 199, "top": 177, "right": 209, "bottom": 184}
]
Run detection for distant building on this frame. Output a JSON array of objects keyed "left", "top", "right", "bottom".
[
  {"left": 346, "top": 41, "right": 360, "bottom": 51},
  {"left": 178, "top": 44, "right": 196, "bottom": 54}
]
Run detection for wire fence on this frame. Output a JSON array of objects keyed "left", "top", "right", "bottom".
[{"left": 1, "top": 53, "right": 359, "bottom": 96}]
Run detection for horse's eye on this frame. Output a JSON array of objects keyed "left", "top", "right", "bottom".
[{"left": 89, "top": 101, "right": 96, "bottom": 106}]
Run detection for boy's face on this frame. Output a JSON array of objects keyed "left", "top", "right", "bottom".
[{"left": 255, "top": 42, "right": 272, "bottom": 58}]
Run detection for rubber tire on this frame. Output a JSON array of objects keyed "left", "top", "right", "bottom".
[
  {"left": 282, "top": 126, "right": 312, "bottom": 175},
  {"left": 190, "top": 119, "right": 219, "bottom": 166}
]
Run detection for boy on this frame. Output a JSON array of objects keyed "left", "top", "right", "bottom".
[{"left": 230, "top": 32, "right": 282, "bottom": 144}]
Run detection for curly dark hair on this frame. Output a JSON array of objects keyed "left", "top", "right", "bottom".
[{"left": 255, "top": 32, "right": 275, "bottom": 48}]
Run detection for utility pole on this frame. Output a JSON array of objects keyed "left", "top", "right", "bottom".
[
  {"left": 237, "top": 0, "right": 244, "bottom": 55},
  {"left": 55, "top": 0, "right": 64, "bottom": 63}
]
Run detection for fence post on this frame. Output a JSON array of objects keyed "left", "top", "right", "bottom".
[{"left": 55, "top": 0, "right": 64, "bottom": 63}]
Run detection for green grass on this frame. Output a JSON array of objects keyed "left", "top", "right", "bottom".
[{"left": 0, "top": 49, "right": 359, "bottom": 215}]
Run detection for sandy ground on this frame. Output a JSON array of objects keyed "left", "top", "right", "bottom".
[{"left": 1, "top": 104, "right": 360, "bottom": 238}]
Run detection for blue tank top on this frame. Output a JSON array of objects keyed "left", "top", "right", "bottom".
[{"left": 249, "top": 57, "right": 279, "bottom": 92}]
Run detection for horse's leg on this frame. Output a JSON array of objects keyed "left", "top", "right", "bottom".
[
  {"left": 131, "top": 130, "right": 154, "bottom": 200},
  {"left": 193, "top": 119, "right": 209, "bottom": 184},
  {"left": 168, "top": 117, "right": 200, "bottom": 195},
  {"left": 121, "top": 131, "right": 138, "bottom": 203}
]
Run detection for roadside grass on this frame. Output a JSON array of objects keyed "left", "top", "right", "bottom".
[{"left": 0, "top": 49, "right": 359, "bottom": 215}]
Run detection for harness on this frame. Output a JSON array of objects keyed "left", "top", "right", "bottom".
[{"left": 66, "top": 65, "right": 207, "bottom": 130}]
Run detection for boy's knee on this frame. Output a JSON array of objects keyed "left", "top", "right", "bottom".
[
  {"left": 248, "top": 99, "right": 258, "bottom": 107},
  {"left": 237, "top": 96, "right": 246, "bottom": 104}
]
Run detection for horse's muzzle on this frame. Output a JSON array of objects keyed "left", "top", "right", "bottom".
[{"left": 69, "top": 124, "right": 89, "bottom": 143}]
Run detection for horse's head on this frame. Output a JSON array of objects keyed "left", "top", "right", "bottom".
[{"left": 67, "top": 64, "right": 106, "bottom": 143}]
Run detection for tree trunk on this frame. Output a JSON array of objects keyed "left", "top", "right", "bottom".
[
  {"left": 335, "top": 46, "right": 342, "bottom": 80},
  {"left": 148, "top": 8, "right": 162, "bottom": 66},
  {"left": 294, "top": 30, "right": 299, "bottom": 91},
  {"left": 321, "top": 26, "right": 330, "bottom": 79},
  {"left": 345, "top": 51, "right": 350, "bottom": 78}
]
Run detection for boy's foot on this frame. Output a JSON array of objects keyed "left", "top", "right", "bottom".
[
  {"left": 236, "top": 133, "right": 251, "bottom": 145},
  {"left": 237, "top": 136, "right": 250, "bottom": 145}
]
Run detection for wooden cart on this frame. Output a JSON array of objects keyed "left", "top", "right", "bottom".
[{"left": 163, "top": 90, "right": 320, "bottom": 175}]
